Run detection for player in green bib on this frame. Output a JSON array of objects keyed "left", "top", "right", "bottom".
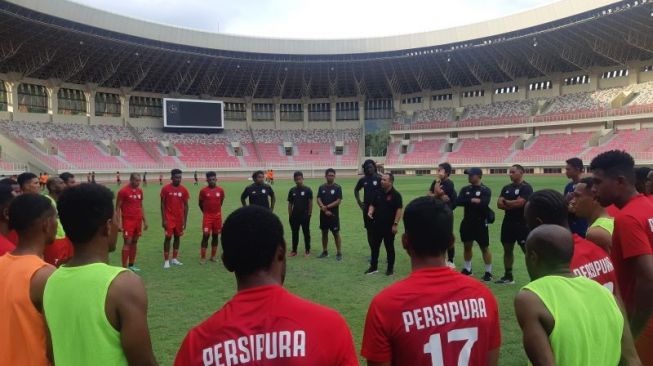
[
  {"left": 43, "top": 184, "right": 157, "bottom": 366},
  {"left": 514, "top": 224, "right": 639, "bottom": 365}
]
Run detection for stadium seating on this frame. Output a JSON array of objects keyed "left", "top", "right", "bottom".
[
  {"left": 448, "top": 136, "right": 517, "bottom": 164},
  {"left": 511, "top": 132, "right": 593, "bottom": 163},
  {"left": 398, "top": 139, "right": 445, "bottom": 165},
  {"left": 584, "top": 129, "right": 653, "bottom": 159}
]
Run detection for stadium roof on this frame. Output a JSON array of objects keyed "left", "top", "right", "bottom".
[{"left": 1, "top": 0, "right": 652, "bottom": 99}]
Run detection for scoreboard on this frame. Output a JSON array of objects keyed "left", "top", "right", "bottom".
[{"left": 163, "top": 99, "right": 224, "bottom": 131}]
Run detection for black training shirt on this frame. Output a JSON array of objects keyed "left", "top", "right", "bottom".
[
  {"left": 429, "top": 178, "right": 457, "bottom": 210},
  {"left": 355, "top": 174, "right": 382, "bottom": 207},
  {"left": 370, "top": 188, "right": 403, "bottom": 231},
  {"left": 499, "top": 181, "right": 533, "bottom": 222},
  {"left": 456, "top": 184, "right": 492, "bottom": 221},
  {"left": 317, "top": 184, "right": 343, "bottom": 217},
  {"left": 241, "top": 183, "right": 275, "bottom": 209},
  {"left": 287, "top": 186, "right": 313, "bottom": 219}
]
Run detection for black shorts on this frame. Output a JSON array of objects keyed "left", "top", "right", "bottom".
[
  {"left": 501, "top": 220, "right": 529, "bottom": 247},
  {"left": 460, "top": 219, "right": 490, "bottom": 248},
  {"left": 320, "top": 214, "right": 340, "bottom": 233}
]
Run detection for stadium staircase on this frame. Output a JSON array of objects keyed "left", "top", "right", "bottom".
[
  {"left": 126, "top": 122, "right": 163, "bottom": 164},
  {"left": 248, "top": 127, "right": 263, "bottom": 165}
]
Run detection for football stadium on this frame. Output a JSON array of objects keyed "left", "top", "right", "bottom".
[{"left": 0, "top": 0, "right": 653, "bottom": 365}]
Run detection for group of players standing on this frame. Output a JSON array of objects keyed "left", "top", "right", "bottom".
[{"left": 1, "top": 149, "right": 653, "bottom": 365}]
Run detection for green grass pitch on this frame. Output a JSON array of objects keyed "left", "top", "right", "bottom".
[{"left": 105, "top": 174, "right": 567, "bottom": 365}]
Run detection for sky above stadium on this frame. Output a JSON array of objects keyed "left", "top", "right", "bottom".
[{"left": 72, "top": 0, "right": 555, "bottom": 39}]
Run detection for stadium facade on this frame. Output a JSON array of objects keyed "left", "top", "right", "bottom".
[{"left": 0, "top": 0, "right": 652, "bottom": 178}]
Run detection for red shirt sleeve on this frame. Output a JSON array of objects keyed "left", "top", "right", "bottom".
[
  {"left": 198, "top": 189, "right": 205, "bottom": 204},
  {"left": 160, "top": 186, "right": 166, "bottom": 198},
  {"left": 616, "top": 214, "right": 653, "bottom": 259},
  {"left": 173, "top": 332, "right": 193, "bottom": 366},
  {"left": 333, "top": 314, "right": 359, "bottom": 366},
  {"left": 488, "top": 292, "right": 502, "bottom": 350},
  {"left": 361, "top": 298, "right": 392, "bottom": 363}
]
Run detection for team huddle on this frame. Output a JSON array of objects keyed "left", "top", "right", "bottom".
[{"left": 0, "top": 149, "right": 652, "bottom": 365}]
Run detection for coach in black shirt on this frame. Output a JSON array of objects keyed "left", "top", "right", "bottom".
[
  {"left": 355, "top": 160, "right": 383, "bottom": 251},
  {"left": 456, "top": 167, "right": 493, "bottom": 281},
  {"left": 366, "top": 173, "right": 403, "bottom": 276},
  {"left": 496, "top": 164, "right": 533, "bottom": 284},
  {"left": 317, "top": 168, "right": 343, "bottom": 261},
  {"left": 240, "top": 170, "right": 275, "bottom": 210},
  {"left": 428, "top": 162, "right": 457, "bottom": 267},
  {"left": 287, "top": 171, "right": 313, "bottom": 256}
]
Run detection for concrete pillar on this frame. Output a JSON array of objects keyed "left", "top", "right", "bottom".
[
  {"left": 330, "top": 97, "right": 337, "bottom": 129},
  {"left": 302, "top": 98, "right": 309, "bottom": 129},
  {"left": 85, "top": 90, "right": 96, "bottom": 120},
  {"left": 120, "top": 94, "right": 130, "bottom": 123},
  {"left": 392, "top": 94, "right": 402, "bottom": 114},
  {"left": 5, "top": 81, "right": 19, "bottom": 115},
  {"left": 274, "top": 97, "right": 281, "bottom": 129},
  {"left": 627, "top": 66, "right": 639, "bottom": 85},
  {"left": 245, "top": 99, "right": 252, "bottom": 128},
  {"left": 358, "top": 96, "right": 365, "bottom": 128},
  {"left": 46, "top": 87, "right": 59, "bottom": 120}
]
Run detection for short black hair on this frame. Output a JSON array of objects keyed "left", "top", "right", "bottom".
[
  {"left": 0, "top": 177, "right": 17, "bottom": 187},
  {"left": 527, "top": 189, "right": 568, "bottom": 226},
  {"left": 252, "top": 170, "right": 264, "bottom": 180},
  {"left": 129, "top": 172, "right": 140, "bottom": 180},
  {"left": 512, "top": 164, "right": 525, "bottom": 173},
  {"left": 59, "top": 172, "right": 75, "bottom": 184},
  {"left": 362, "top": 159, "right": 377, "bottom": 171},
  {"left": 293, "top": 171, "right": 303, "bottom": 179},
  {"left": 171, "top": 168, "right": 182, "bottom": 176},
  {"left": 57, "top": 183, "right": 114, "bottom": 245},
  {"left": 578, "top": 176, "right": 594, "bottom": 191},
  {"left": 438, "top": 162, "right": 452, "bottom": 176},
  {"left": 589, "top": 150, "right": 635, "bottom": 184},
  {"left": 0, "top": 184, "right": 15, "bottom": 208},
  {"left": 221, "top": 206, "right": 284, "bottom": 275},
  {"left": 46, "top": 177, "right": 60, "bottom": 192},
  {"left": 635, "top": 167, "right": 652, "bottom": 187},
  {"left": 206, "top": 171, "right": 217, "bottom": 179},
  {"left": 403, "top": 197, "right": 453, "bottom": 257},
  {"left": 566, "top": 157, "right": 584, "bottom": 171},
  {"left": 325, "top": 168, "right": 336, "bottom": 176},
  {"left": 384, "top": 172, "right": 395, "bottom": 183},
  {"left": 9, "top": 193, "right": 54, "bottom": 234},
  {"left": 17, "top": 172, "right": 38, "bottom": 187}
]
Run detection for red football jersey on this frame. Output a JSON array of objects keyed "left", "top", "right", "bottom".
[
  {"left": 0, "top": 234, "right": 15, "bottom": 256},
  {"left": 174, "top": 285, "right": 358, "bottom": 366},
  {"left": 611, "top": 194, "right": 653, "bottom": 315},
  {"left": 200, "top": 186, "right": 225, "bottom": 218},
  {"left": 161, "top": 184, "right": 189, "bottom": 218},
  {"left": 118, "top": 186, "right": 144, "bottom": 220},
  {"left": 6, "top": 230, "right": 18, "bottom": 245},
  {"left": 606, "top": 204, "right": 620, "bottom": 217},
  {"left": 361, "top": 267, "right": 501, "bottom": 365},
  {"left": 570, "top": 234, "right": 617, "bottom": 293}
]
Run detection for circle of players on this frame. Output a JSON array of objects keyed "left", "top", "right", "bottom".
[{"left": 0, "top": 150, "right": 652, "bottom": 365}]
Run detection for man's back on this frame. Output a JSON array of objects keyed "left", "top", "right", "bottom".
[
  {"left": 570, "top": 234, "right": 617, "bottom": 293},
  {"left": 44, "top": 263, "right": 128, "bottom": 366},
  {"left": 523, "top": 275, "right": 622, "bottom": 365},
  {"left": 362, "top": 267, "right": 500, "bottom": 366},
  {"left": 0, "top": 254, "right": 51, "bottom": 366},
  {"left": 175, "top": 285, "right": 357, "bottom": 366}
]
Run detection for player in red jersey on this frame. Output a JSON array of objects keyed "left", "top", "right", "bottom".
[
  {"left": 590, "top": 150, "right": 653, "bottom": 365},
  {"left": 174, "top": 205, "right": 358, "bottom": 366},
  {"left": 117, "top": 173, "right": 148, "bottom": 271},
  {"left": 199, "top": 171, "right": 225, "bottom": 264},
  {"left": 362, "top": 197, "right": 501, "bottom": 366},
  {"left": 524, "top": 189, "right": 617, "bottom": 292},
  {"left": 160, "top": 169, "right": 189, "bottom": 269}
]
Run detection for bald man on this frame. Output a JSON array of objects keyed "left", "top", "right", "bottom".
[{"left": 515, "top": 225, "right": 638, "bottom": 366}]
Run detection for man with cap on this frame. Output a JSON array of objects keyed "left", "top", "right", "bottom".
[
  {"left": 456, "top": 167, "right": 494, "bottom": 281},
  {"left": 355, "top": 160, "right": 382, "bottom": 259}
]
